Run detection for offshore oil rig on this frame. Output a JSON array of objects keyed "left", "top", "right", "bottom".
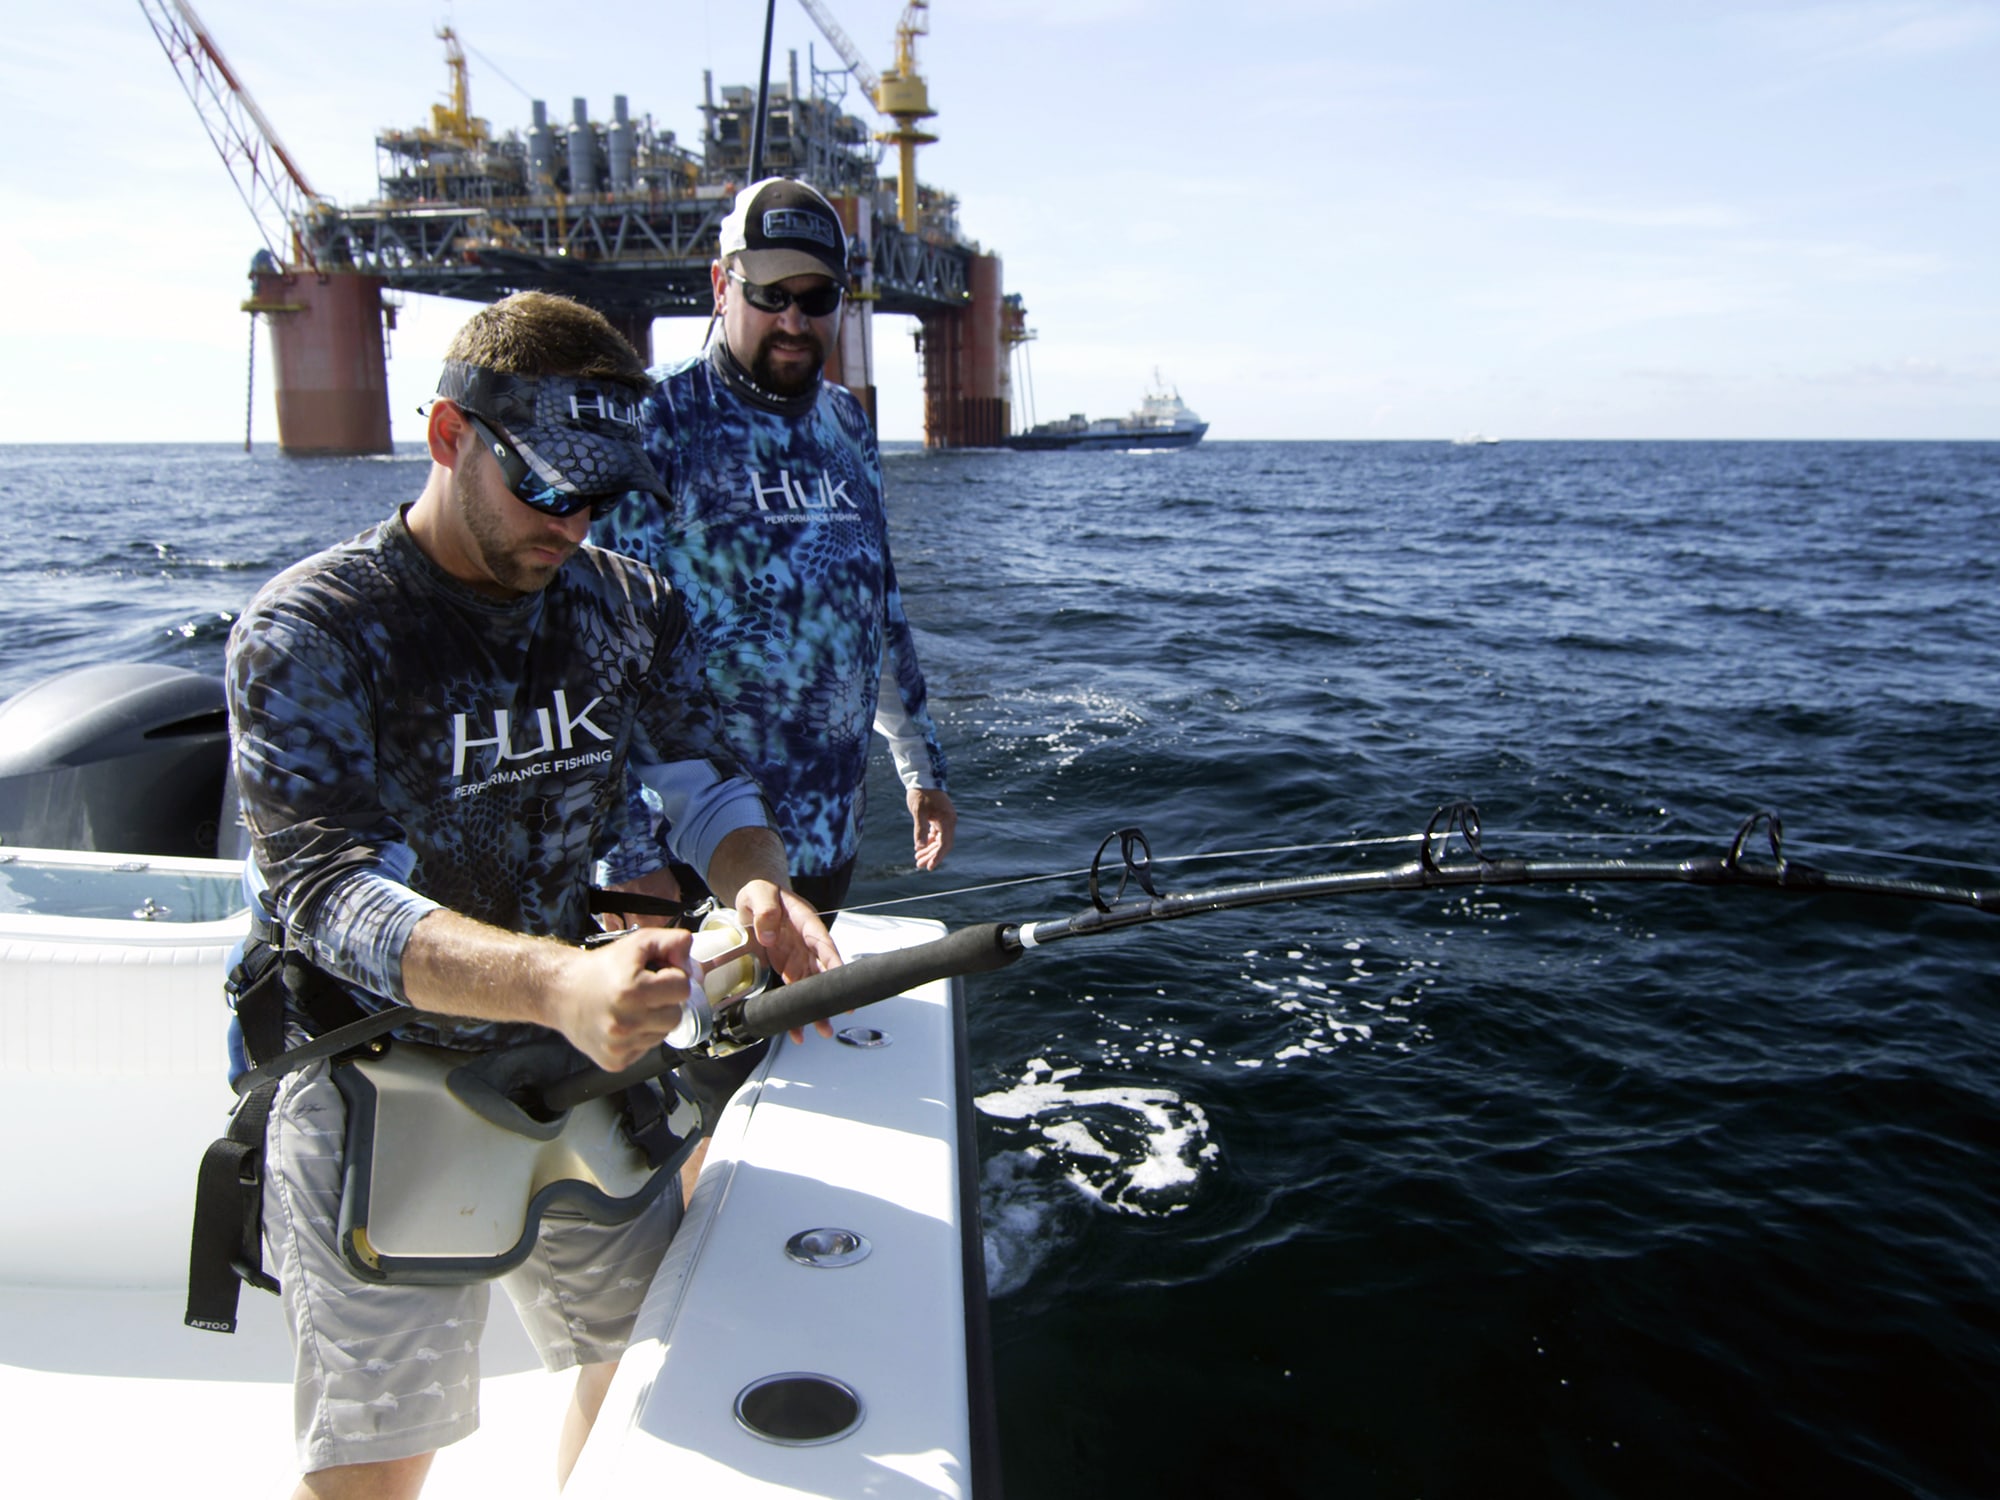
[{"left": 141, "top": 0, "right": 1028, "bottom": 452}]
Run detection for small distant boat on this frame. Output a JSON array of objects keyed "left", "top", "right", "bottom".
[
  {"left": 1449, "top": 433, "right": 1500, "bottom": 446},
  {"left": 1008, "top": 371, "right": 1208, "bottom": 451}
]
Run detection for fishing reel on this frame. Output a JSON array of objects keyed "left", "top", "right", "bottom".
[{"left": 585, "top": 898, "right": 773, "bottom": 1055}]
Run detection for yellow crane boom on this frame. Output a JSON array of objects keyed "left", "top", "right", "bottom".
[{"left": 792, "top": 0, "right": 938, "bottom": 233}]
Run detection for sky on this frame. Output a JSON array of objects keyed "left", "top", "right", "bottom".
[{"left": 6, "top": 0, "right": 1997, "bottom": 444}]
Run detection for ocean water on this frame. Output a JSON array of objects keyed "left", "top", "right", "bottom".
[{"left": 3, "top": 440, "right": 1997, "bottom": 1497}]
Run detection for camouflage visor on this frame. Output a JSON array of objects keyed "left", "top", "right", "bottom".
[{"left": 436, "top": 361, "right": 667, "bottom": 515}]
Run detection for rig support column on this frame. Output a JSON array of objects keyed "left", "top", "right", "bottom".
[
  {"left": 824, "top": 193, "right": 877, "bottom": 430},
  {"left": 245, "top": 269, "right": 393, "bottom": 455},
  {"left": 919, "top": 253, "right": 1008, "bottom": 448},
  {"left": 596, "top": 308, "right": 655, "bottom": 367}
]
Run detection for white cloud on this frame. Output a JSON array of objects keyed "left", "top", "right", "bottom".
[
  {"left": 1800, "top": 356, "right": 2000, "bottom": 386},
  {"left": 1729, "top": 1, "right": 2000, "bottom": 66},
  {"left": 1486, "top": 183, "right": 1745, "bottom": 233},
  {"left": 953, "top": 0, "right": 1151, "bottom": 23}
]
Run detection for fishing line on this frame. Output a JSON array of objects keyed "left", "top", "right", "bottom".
[
  {"left": 839, "top": 833, "right": 1439, "bottom": 916},
  {"left": 1769, "top": 841, "right": 1999, "bottom": 877},
  {"left": 841, "top": 869, "right": 1098, "bottom": 913}
]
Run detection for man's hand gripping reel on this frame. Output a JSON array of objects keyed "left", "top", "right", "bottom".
[{"left": 664, "top": 903, "right": 772, "bottom": 1057}]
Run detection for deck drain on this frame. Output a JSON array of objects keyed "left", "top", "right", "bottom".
[
  {"left": 835, "top": 1025, "right": 890, "bottom": 1048},
  {"left": 734, "top": 1372, "right": 864, "bottom": 1445},
  {"left": 785, "top": 1227, "right": 871, "bottom": 1268}
]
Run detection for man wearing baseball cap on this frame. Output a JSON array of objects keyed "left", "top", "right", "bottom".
[
  {"left": 591, "top": 176, "right": 958, "bottom": 1160},
  {"left": 220, "top": 290, "right": 838, "bottom": 1496},
  {"left": 593, "top": 178, "right": 956, "bottom": 921},
  {"left": 714, "top": 176, "right": 856, "bottom": 393}
]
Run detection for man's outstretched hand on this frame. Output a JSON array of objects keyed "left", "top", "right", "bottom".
[{"left": 909, "top": 786, "right": 957, "bottom": 871}]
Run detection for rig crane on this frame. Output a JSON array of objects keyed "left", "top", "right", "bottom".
[
  {"left": 795, "top": 0, "right": 938, "bottom": 233},
  {"left": 427, "top": 25, "right": 492, "bottom": 151},
  {"left": 136, "top": 0, "right": 329, "bottom": 271},
  {"left": 795, "top": 0, "right": 880, "bottom": 96},
  {"left": 137, "top": 0, "right": 394, "bottom": 454}
]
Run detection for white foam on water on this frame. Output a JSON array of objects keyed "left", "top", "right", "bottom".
[
  {"left": 979, "top": 1149, "right": 1069, "bottom": 1298},
  {"left": 1232, "top": 936, "right": 1436, "bottom": 1063},
  {"left": 972, "top": 941, "right": 1439, "bottom": 1293},
  {"left": 1042, "top": 1118, "right": 1119, "bottom": 1162},
  {"left": 976, "top": 1058, "right": 1216, "bottom": 1219}
]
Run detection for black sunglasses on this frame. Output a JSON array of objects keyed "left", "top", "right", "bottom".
[
  {"left": 461, "top": 411, "right": 622, "bottom": 520},
  {"left": 728, "top": 267, "right": 844, "bottom": 318}
]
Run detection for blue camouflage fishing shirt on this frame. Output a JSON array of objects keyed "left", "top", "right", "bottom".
[
  {"left": 591, "top": 343, "right": 947, "bottom": 878},
  {"left": 225, "top": 507, "right": 773, "bottom": 1049}
]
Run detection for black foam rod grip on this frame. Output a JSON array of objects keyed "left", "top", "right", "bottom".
[{"left": 732, "top": 923, "right": 1021, "bottom": 1038}]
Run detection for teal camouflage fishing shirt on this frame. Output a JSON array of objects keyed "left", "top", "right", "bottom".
[{"left": 591, "top": 343, "right": 947, "bottom": 879}]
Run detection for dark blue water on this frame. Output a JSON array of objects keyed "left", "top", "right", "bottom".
[{"left": 4, "top": 441, "right": 1997, "bottom": 1498}]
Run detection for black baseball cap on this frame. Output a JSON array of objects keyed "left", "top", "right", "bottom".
[{"left": 718, "top": 178, "right": 849, "bottom": 286}]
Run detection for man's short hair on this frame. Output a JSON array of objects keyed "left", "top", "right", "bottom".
[{"left": 444, "top": 292, "right": 648, "bottom": 390}]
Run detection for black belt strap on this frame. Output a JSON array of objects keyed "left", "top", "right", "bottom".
[
  {"left": 586, "top": 887, "right": 699, "bottom": 924},
  {"left": 184, "top": 1080, "right": 281, "bottom": 1333},
  {"left": 196, "top": 937, "right": 438, "bottom": 1333},
  {"left": 228, "top": 1007, "right": 413, "bottom": 1098},
  {"left": 227, "top": 938, "right": 288, "bottom": 1070}
]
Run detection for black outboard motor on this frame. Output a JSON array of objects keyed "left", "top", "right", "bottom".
[{"left": 0, "top": 664, "right": 236, "bottom": 858}]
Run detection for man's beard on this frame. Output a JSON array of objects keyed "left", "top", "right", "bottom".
[
  {"left": 748, "top": 329, "right": 826, "bottom": 396},
  {"left": 458, "top": 464, "right": 571, "bottom": 595}
]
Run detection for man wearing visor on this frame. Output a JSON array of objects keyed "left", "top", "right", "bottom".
[
  {"left": 224, "top": 290, "right": 838, "bottom": 1497},
  {"left": 593, "top": 175, "right": 956, "bottom": 924}
]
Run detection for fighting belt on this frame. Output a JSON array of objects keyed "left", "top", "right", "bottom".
[{"left": 331, "top": 1037, "right": 700, "bottom": 1284}]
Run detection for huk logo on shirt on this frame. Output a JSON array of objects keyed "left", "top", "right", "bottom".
[
  {"left": 747, "top": 469, "right": 860, "bottom": 519},
  {"left": 450, "top": 690, "right": 612, "bottom": 784}
]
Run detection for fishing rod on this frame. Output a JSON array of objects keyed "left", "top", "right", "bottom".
[
  {"left": 541, "top": 805, "right": 1997, "bottom": 1113},
  {"left": 748, "top": 0, "right": 777, "bottom": 182}
]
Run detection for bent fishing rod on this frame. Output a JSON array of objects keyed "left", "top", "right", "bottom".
[{"left": 543, "top": 804, "right": 1997, "bottom": 1113}]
